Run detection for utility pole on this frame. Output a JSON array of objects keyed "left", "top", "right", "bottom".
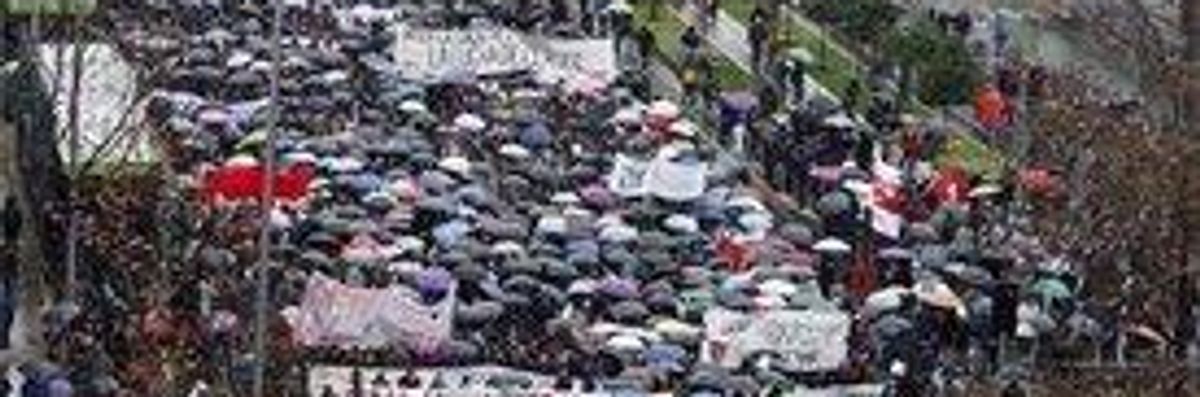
[
  {"left": 252, "top": 0, "right": 284, "bottom": 395},
  {"left": 1185, "top": 0, "right": 1199, "bottom": 131},
  {"left": 65, "top": 0, "right": 83, "bottom": 305}
]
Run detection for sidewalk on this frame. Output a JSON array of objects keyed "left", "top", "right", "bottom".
[
  {"left": 673, "top": 5, "right": 843, "bottom": 106},
  {"left": 0, "top": 119, "right": 44, "bottom": 369}
]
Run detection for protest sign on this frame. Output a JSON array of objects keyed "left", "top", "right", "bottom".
[
  {"left": 393, "top": 24, "right": 617, "bottom": 85},
  {"left": 643, "top": 148, "right": 707, "bottom": 202},
  {"left": 702, "top": 309, "right": 850, "bottom": 372},
  {"left": 607, "top": 154, "right": 650, "bottom": 198},
  {"left": 287, "top": 274, "right": 454, "bottom": 349}
]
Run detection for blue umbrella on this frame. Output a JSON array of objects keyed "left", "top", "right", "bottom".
[{"left": 518, "top": 122, "right": 553, "bottom": 150}]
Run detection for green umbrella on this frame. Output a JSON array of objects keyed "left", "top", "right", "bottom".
[
  {"left": 815, "top": 191, "right": 853, "bottom": 217},
  {"left": 680, "top": 289, "right": 716, "bottom": 315},
  {"left": 1030, "top": 278, "right": 1072, "bottom": 303}
]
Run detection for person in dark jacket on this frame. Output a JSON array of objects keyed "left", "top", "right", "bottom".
[{"left": 2, "top": 194, "right": 20, "bottom": 247}]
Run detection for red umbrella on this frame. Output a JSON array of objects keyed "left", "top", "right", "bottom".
[{"left": 974, "top": 84, "right": 1009, "bottom": 129}]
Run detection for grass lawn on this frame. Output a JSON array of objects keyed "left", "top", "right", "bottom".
[
  {"left": 776, "top": 22, "right": 860, "bottom": 98},
  {"left": 935, "top": 132, "right": 1007, "bottom": 182},
  {"left": 632, "top": 1, "right": 753, "bottom": 91},
  {"left": 723, "top": 0, "right": 757, "bottom": 25}
]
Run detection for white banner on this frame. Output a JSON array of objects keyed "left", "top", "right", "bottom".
[
  {"left": 702, "top": 309, "right": 850, "bottom": 372},
  {"left": 607, "top": 154, "right": 650, "bottom": 198},
  {"left": 286, "top": 274, "right": 454, "bottom": 350},
  {"left": 309, "top": 366, "right": 679, "bottom": 397},
  {"left": 606, "top": 148, "right": 708, "bottom": 201},
  {"left": 643, "top": 149, "right": 707, "bottom": 202},
  {"left": 393, "top": 24, "right": 618, "bottom": 84}
]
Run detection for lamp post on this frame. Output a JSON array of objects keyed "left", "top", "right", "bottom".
[{"left": 252, "top": 0, "right": 284, "bottom": 396}]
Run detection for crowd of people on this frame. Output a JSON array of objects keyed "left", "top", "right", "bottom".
[{"left": 0, "top": 0, "right": 1176, "bottom": 396}]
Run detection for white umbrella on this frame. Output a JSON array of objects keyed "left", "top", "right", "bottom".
[
  {"left": 226, "top": 50, "right": 254, "bottom": 69},
  {"left": 647, "top": 100, "right": 680, "bottom": 120},
  {"left": 550, "top": 192, "right": 581, "bottom": 205},
  {"left": 321, "top": 70, "right": 349, "bottom": 84},
  {"left": 600, "top": 224, "right": 638, "bottom": 243},
  {"left": 754, "top": 294, "right": 788, "bottom": 309},
  {"left": 589, "top": 322, "right": 626, "bottom": 336},
  {"left": 738, "top": 211, "right": 773, "bottom": 233},
  {"left": 969, "top": 184, "right": 1003, "bottom": 198},
  {"left": 653, "top": 319, "right": 701, "bottom": 339},
  {"left": 726, "top": 195, "right": 766, "bottom": 212},
  {"left": 224, "top": 154, "right": 259, "bottom": 168},
  {"left": 362, "top": 191, "right": 396, "bottom": 207},
  {"left": 395, "top": 236, "right": 426, "bottom": 254},
  {"left": 324, "top": 157, "right": 365, "bottom": 173},
  {"left": 605, "top": 0, "right": 632, "bottom": 14},
  {"left": 498, "top": 143, "right": 530, "bottom": 159},
  {"left": 249, "top": 60, "right": 272, "bottom": 73},
  {"left": 283, "top": 152, "right": 318, "bottom": 165},
  {"left": 536, "top": 215, "right": 568, "bottom": 235},
  {"left": 388, "top": 178, "right": 420, "bottom": 201},
  {"left": 269, "top": 209, "right": 292, "bottom": 230},
  {"left": 454, "top": 113, "right": 487, "bottom": 132},
  {"left": 606, "top": 334, "right": 650, "bottom": 353},
  {"left": 399, "top": 100, "right": 427, "bottom": 114},
  {"left": 663, "top": 214, "right": 699, "bottom": 234},
  {"left": 914, "top": 279, "right": 966, "bottom": 318},
  {"left": 758, "top": 279, "right": 798, "bottom": 296},
  {"left": 612, "top": 107, "right": 643, "bottom": 125},
  {"left": 668, "top": 120, "right": 698, "bottom": 138},
  {"left": 491, "top": 240, "right": 524, "bottom": 256},
  {"left": 568, "top": 279, "right": 599, "bottom": 295},
  {"left": 438, "top": 156, "right": 472, "bottom": 177},
  {"left": 823, "top": 113, "right": 856, "bottom": 129},
  {"left": 813, "top": 238, "right": 852, "bottom": 253},
  {"left": 197, "top": 108, "right": 232, "bottom": 125},
  {"left": 864, "top": 286, "right": 911, "bottom": 315}
]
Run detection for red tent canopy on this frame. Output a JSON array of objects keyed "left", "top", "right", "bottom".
[{"left": 202, "top": 163, "right": 314, "bottom": 203}]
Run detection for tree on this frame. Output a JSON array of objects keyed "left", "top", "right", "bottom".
[
  {"left": 881, "top": 18, "right": 982, "bottom": 106},
  {"left": 1039, "top": 0, "right": 1195, "bottom": 129},
  {"left": 1021, "top": 67, "right": 1200, "bottom": 360},
  {"left": 1185, "top": 0, "right": 1199, "bottom": 128}
]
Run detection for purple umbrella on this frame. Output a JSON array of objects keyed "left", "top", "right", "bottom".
[
  {"left": 600, "top": 277, "right": 640, "bottom": 300},
  {"left": 417, "top": 267, "right": 454, "bottom": 298}
]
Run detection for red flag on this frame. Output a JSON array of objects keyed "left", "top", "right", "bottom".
[
  {"left": 928, "top": 166, "right": 971, "bottom": 206},
  {"left": 846, "top": 242, "right": 877, "bottom": 301},
  {"left": 202, "top": 163, "right": 314, "bottom": 203},
  {"left": 871, "top": 180, "right": 906, "bottom": 214},
  {"left": 715, "top": 232, "right": 753, "bottom": 272},
  {"left": 869, "top": 180, "right": 907, "bottom": 239},
  {"left": 1018, "top": 167, "right": 1059, "bottom": 198},
  {"left": 974, "top": 84, "right": 1009, "bottom": 129}
]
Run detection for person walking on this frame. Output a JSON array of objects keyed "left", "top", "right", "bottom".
[
  {"left": 0, "top": 194, "right": 19, "bottom": 351},
  {"left": 748, "top": 13, "right": 769, "bottom": 73},
  {"left": 3, "top": 194, "right": 20, "bottom": 249}
]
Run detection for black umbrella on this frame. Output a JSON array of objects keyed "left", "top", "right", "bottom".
[
  {"left": 233, "top": 18, "right": 264, "bottom": 36},
  {"left": 304, "top": 232, "right": 340, "bottom": 250},
  {"left": 608, "top": 300, "right": 651, "bottom": 324},
  {"left": 183, "top": 47, "right": 218, "bottom": 66},
  {"left": 456, "top": 301, "right": 505, "bottom": 324},
  {"left": 453, "top": 262, "right": 489, "bottom": 283},
  {"left": 503, "top": 257, "right": 542, "bottom": 276}
]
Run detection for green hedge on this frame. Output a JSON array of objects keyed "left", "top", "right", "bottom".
[
  {"left": 801, "top": 0, "right": 903, "bottom": 47},
  {"left": 882, "top": 18, "right": 983, "bottom": 106}
]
